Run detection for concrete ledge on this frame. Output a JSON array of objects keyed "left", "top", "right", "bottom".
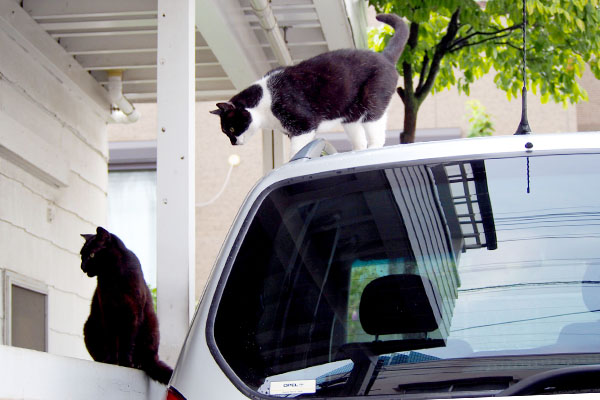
[{"left": 0, "top": 345, "right": 166, "bottom": 400}]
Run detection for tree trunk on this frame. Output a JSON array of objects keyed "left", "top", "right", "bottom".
[
  {"left": 401, "top": 93, "right": 419, "bottom": 144},
  {"left": 397, "top": 9, "right": 461, "bottom": 144}
]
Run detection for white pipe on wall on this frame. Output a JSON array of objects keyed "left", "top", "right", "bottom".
[
  {"left": 107, "top": 70, "right": 140, "bottom": 123},
  {"left": 249, "top": 0, "right": 293, "bottom": 66}
]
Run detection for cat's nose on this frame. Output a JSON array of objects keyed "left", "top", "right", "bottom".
[{"left": 230, "top": 137, "right": 243, "bottom": 145}]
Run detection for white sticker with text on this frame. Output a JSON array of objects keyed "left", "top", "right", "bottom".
[{"left": 270, "top": 380, "right": 317, "bottom": 395}]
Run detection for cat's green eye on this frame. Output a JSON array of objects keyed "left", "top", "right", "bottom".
[
  {"left": 90, "top": 252, "right": 95, "bottom": 259},
  {"left": 229, "top": 127, "right": 235, "bottom": 133}
]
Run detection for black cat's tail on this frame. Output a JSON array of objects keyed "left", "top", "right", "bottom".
[
  {"left": 376, "top": 14, "right": 409, "bottom": 65},
  {"left": 143, "top": 357, "right": 173, "bottom": 385}
]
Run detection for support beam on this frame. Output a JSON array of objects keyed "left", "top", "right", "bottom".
[
  {"left": 313, "top": 0, "right": 355, "bottom": 50},
  {"left": 342, "top": 0, "right": 369, "bottom": 49},
  {"left": 249, "top": 0, "right": 293, "bottom": 66},
  {"left": 262, "top": 129, "right": 289, "bottom": 173},
  {"left": 156, "top": 0, "right": 195, "bottom": 365},
  {"left": 313, "top": 0, "right": 368, "bottom": 51},
  {"left": 195, "top": 0, "right": 271, "bottom": 89}
]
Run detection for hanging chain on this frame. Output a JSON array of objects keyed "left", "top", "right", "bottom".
[{"left": 526, "top": 156, "right": 530, "bottom": 193}]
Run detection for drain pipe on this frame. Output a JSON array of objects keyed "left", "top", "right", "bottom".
[
  {"left": 107, "top": 70, "right": 140, "bottom": 123},
  {"left": 250, "top": 0, "right": 293, "bottom": 66}
]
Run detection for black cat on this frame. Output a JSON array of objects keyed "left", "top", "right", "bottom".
[
  {"left": 80, "top": 226, "right": 172, "bottom": 385},
  {"left": 211, "top": 14, "right": 409, "bottom": 156}
]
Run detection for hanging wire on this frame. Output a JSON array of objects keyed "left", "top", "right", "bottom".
[
  {"left": 195, "top": 163, "right": 234, "bottom": 207},
  {"left": 526, "top": 156, "right": 530, "bottom": 193},
  {"left": 195, "top": 154, "right": 241, "bottom": 207}
]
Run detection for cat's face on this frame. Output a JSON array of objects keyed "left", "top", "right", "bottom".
[
  {"left": 80, "top": 226, "right": 111, "bottom": 277},
  {"left": 210, "top": 102, "right": 252, "bottom": 145}
]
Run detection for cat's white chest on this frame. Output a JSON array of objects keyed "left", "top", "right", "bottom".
[
  {"left": 249, "top": 78, "right": 285, "bottom": 134},
  {"left": 257, "top": 107, "right": 286, "bottom": 133}
]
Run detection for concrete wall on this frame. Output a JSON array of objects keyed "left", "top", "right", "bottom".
[
  {"left": 0, "top": 18, "right": 107, "bottom": 358},
  {"left": 0, "top": 345, "right": 166, "bottom": 400},
  {"left": 577, "top": 67, "right": 600, "bottom": 132}
]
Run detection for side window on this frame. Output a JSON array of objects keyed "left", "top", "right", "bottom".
[
  {"left": 3, "top": 271, "right": 48, "bottom": 352},
  {"left": 108, "top": 141, "right": 157, "bottom": 289}
]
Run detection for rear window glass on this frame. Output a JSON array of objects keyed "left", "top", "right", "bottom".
[{"left": 213, "top": 154, "right": 600, "bottom": 398}]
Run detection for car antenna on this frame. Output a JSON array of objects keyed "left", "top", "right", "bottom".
[
  {"left": 514, "top": 0, "right": 532, "bottom": 194},
  {"left": 514, "top": 0, "right": 532, "bottom": 135}
]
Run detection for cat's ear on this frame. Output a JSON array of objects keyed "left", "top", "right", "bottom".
[
  {"left": 210, "top": 102, "right": 234, "bottom": 115},
  {"left": 81, "top": 233, "right": 94, "bottom": 241},
  {"left": 96, "top": 226, "right": 110, "bottom": 241}
]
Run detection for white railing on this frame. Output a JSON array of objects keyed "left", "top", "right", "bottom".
[{"left": 0, "top": 345, "right": 166, "bottom": 400}]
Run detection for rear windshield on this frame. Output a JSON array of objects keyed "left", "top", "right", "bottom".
[{"left": 212, "top": 153, "right": 600, "bottom": 398}]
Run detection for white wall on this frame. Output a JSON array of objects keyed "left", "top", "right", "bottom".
[
  {"left": 0, "top": 10, "right": 108, "bottom": 358},
  {"left": 0, "top": 345, "right": 166, "bottom": 400}
]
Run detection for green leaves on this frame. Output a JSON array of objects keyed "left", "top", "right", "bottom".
[
  {"left": 466, "top": 100, "right": 495, "bottom": 137},
  {"left": 368, "top": 0, "right": 600, "bottom": 109}
]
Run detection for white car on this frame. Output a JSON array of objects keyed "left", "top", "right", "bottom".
[{"left": 167, "top": 133, "right": 600, "bottom": 399}]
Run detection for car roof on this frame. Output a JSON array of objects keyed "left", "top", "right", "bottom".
[{"left": 274, "top": 132, "right": 600, "bottom": 184}]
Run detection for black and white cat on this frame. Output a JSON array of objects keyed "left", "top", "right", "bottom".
[{"left": 210, "top": 14, "right": 408, "bottom": 156}]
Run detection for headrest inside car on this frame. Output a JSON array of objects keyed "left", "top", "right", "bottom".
[{"left": 359, "top": 274, "right": 440, "bottom": 336}]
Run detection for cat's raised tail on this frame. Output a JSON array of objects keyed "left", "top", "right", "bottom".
[{"left": 376, "top": 14, "right": 409, "bottom": 65}]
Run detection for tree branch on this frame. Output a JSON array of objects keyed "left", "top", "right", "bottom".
[
  {"left": 492, "top": 41, "right": 523, "bottom": 51},
  {"left": 416, "top": 53, "right": 430, "bottom": 92},
  {"left": 415, "top": 8, "right": 461, "bottom": 100},
  {"left": 397, "top": 86, "right": 405, "bottom": 101},
  {"left": 450, "top": 24, "right": 522, "bottom": 51},
  {"left": 402, "top": 22, "right": 421, "bottom": 98},
  {"left": 448, "top": 32, "right": 514, "bottom": 53}
]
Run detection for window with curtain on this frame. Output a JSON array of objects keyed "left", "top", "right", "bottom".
[{"left": 107, "top": 141, "right": 157, "bottom": 288}]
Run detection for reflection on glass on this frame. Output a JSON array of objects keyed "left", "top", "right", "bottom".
[{"left": 214, "top": 154, "right": 600, "bottom": 398}]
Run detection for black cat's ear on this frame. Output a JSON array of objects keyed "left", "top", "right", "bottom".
[
  {"left": 81, "top": 233, "right": 94, "bottom": 241},
  {"left": 210, "top": 102, "right": 234, "bottom": 115},
  {"left": 96, "top": 226, "right": 110, "bottom": 241}
]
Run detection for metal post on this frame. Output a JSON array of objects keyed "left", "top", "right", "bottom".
[
  {"left": 262, "top": 129, "right": 289, "bottom": 173},
  {"left": 156, "top": 0, "right": 196, "bottom": 365}
]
